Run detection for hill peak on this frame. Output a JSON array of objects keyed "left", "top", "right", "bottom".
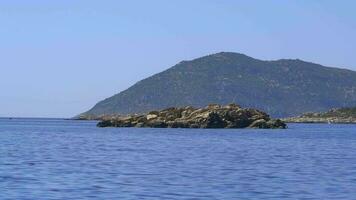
[{"left": 208, "top": 52, "right": 256, "bottom": 60}]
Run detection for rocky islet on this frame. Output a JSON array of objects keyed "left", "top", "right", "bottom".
[{"left": 97, "top": 104, "right": 286, "bottom": 129}]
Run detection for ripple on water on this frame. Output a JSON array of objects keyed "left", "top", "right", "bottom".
[{"left": 0, "top": 120, "right": 356, "bottom": 199}]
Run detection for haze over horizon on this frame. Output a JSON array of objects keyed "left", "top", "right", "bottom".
[{"left": 1, "top": 0, "right": 356, "bottom": 118}]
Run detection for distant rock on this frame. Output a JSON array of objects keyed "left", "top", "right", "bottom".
[
  {"left": 97, "top": 104, "right": 286, "bottom": 129},
  {"left": 283, "top": 107, "right": 356, "bottom": 124}
]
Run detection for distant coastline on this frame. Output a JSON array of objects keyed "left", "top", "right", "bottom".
[
  {"left": 283, "top": 107, "right": 356, "bottom": 124},
  {"left": 0, "top": 117, "right": 67, "bottom": 120}
]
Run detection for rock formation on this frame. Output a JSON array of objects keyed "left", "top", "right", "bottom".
[{"left": 97, "top": 104, "right": 286, "bottom": 129}]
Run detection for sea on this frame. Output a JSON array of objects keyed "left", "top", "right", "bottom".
[{"left": 0, "top": 118, "right": 355, "bottom": 199}]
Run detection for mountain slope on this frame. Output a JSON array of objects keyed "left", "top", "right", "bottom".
[{"left": 83, "top": 52, "right": 356, "bottom": 117}]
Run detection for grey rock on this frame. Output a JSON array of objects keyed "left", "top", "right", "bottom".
[{"left": 97, "top": 104, "right": 286, "bottom": 129}]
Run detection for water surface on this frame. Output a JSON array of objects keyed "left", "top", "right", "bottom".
[{"left": 1, "top": 118, "right": 356, "bottom": 199}]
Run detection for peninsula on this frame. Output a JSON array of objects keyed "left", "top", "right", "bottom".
[{"left": 283, "top": 107, "right": 356, "bottom": 124}]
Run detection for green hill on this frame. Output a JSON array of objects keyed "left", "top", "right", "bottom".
[{"left": 82, "top": 52, "right": 356, "bottom": 117}]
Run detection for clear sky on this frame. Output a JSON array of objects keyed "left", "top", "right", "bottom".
[{"left": 1, "top": 0, "right": 356, "bottom": 118}]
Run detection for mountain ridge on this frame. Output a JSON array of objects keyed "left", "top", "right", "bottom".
[{"left": 82, "top": 52, "right": 356, "bottom": 117}]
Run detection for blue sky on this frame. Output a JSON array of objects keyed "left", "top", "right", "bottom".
[{"left": 1, "top": 0, "right": 356, "bottom": 118}]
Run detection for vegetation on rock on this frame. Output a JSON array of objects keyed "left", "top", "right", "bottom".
[{"left": 97, "top": 104, "right": 286, "bottom": 129}]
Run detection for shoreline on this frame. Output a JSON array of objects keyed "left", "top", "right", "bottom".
[{"left": 283, "top": 118, "right": 356, "bottom": 124}]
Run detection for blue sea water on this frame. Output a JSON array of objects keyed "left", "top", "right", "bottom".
[{"left": 0, "top": 118, "right": 356, "bottom": 200}]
